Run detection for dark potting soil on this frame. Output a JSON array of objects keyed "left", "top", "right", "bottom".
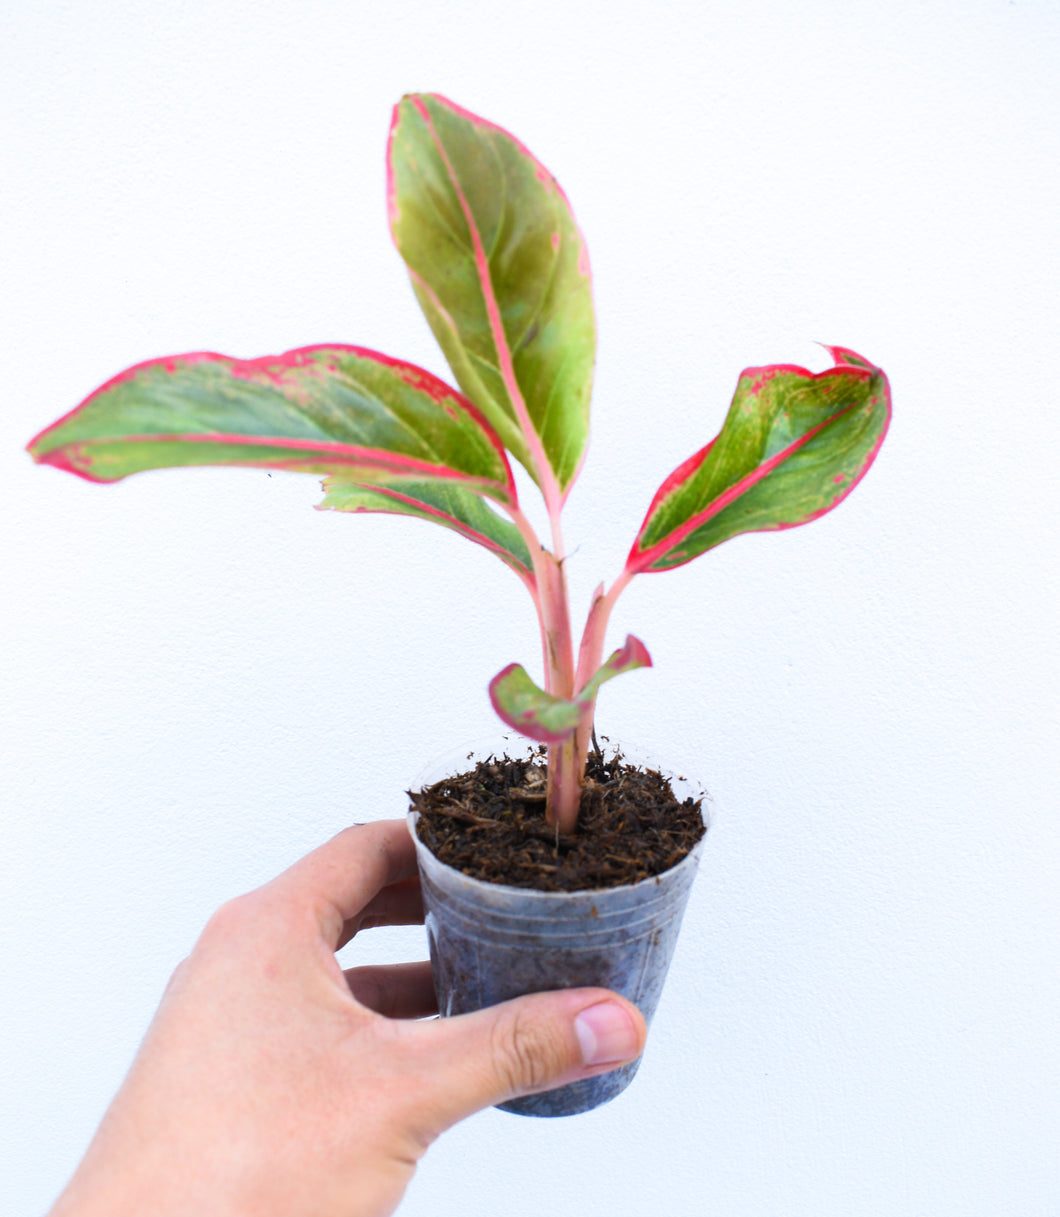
[{"left": 410, "top": 743, "right": 706, "bottom": 892}]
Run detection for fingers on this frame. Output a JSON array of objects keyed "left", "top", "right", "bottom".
[
  {"left": 271, "top": 821, "right": 419, "bottom": 947},
  {"left": 344, "top": 961, "right": 438, "bottom": 1019},
  {"left": 402, "top": 989, "right": 647, "bottom": 1132},
  {"left": 337, "top": 877, "right": 425, "bottom": 950}
]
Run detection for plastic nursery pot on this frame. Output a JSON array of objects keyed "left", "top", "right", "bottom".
[{"left": 408, "top": 743, "right": 709, "bottom": 1118}]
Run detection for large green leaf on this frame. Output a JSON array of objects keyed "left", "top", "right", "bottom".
[
  {"left": 388, "top": 93, "right": 595, "bottom": 497},
  {"left": 318, "top": 478, "right": 535, "bottom": 585},
  {"left": 628, "top": 348, "right": 891, "bottom": 574},
  {"left": 27, "top": 345, "right": 517, "bottom": 504}
]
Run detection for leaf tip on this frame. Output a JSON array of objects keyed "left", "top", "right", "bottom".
[
  {"left": 818, "top": 343, "right": 876, "bottom": 372},
  {"left": 626, "top": 634, "right": 653, "bottom": 670},
  {"left": 386, "top": 98, "right": 413, "bottom": 230}
]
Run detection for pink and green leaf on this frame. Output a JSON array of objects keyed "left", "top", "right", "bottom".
[
  {"left": 318, "top": 478, "right": 535, "bottom": 586},
  {"left": 388, "top": 93, "right": 595, "bottom": 500},
  {"left": 27, "top": 345, "right": 517, "bottom": 504},
  {"left": 489, "top": 634, "right": 652, "bottom": 744},
  {"left": 627, "top": 348, "right": 891, "bottom": 574}
]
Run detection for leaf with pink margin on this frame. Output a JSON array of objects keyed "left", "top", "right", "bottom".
[
  {"left": 823, "top": 345, "right": 874, "bottom": 371},
  {"left": 388, "top": 93, "right": 595, "bottom": 498},
  {"left": 489, "top": 635, "right": 652, "bottom": 744},
  {"left": 318, "top": 478, "right": 535, "bottom": 586},
  {"left": 27, "top": 345, "right": 517, "bottom": 504},
  {"left": 627, "top": 348, "right": 891, "bottom": 574}
]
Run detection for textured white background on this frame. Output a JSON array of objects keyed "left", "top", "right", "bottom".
[{"left": 3, "top": 1, "right": 1058, "bottom": 1213}]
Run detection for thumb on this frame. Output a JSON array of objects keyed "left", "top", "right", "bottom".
[{"left": 409, "top": 989, "right": 647, "bottom": 1129}]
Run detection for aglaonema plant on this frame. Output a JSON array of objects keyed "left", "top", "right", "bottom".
[{"left": 27, "top": 93, "right": 891, "bottom": 835}]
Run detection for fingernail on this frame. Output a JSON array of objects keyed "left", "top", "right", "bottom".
[{"left": 574, "top": 1001, "right": 640, "bottom": 1067}]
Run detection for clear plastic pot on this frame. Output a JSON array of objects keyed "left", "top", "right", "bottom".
[{"left": 408, "top": 744, "right": 708, "bottom": 1117}]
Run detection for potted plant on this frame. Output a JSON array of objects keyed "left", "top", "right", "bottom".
[{"left": 27, "top": 93, "right": 891, "bottom": 1117}]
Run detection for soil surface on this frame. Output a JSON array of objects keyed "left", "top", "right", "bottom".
[{"left": 410, "top": 742, "right": 707, "bottom": 892}]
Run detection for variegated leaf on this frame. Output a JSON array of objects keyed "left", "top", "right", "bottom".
[
  {"left": 28, "top": 345, "right": 517, "bottom": 504},
  {"left": 318, "top": 478, "right": 535, "bottom": 585},
  {"left": 489, "top": 635, "right": 651, "bottom": 743},
  {"left": 628, "top": 348, "right": 891, "bottom": 573},
  {"left": 388, "top": 93, "right": 594, "bottom": 499}
]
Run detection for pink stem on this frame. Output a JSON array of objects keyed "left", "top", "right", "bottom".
[
  {"left": 546, "top": 735, "right": 582, "bottom": 835},
  {"left": 575, "top": 567, "right": 633, "bottom": 688},
  {"left": 504, "top": 503, "right": 572, "bottom": 694},
  {"left": 566, "top": 567, "right": 636, "bottom": 788},
  {"left": 504, "top": 499, "right": 580, "bottom": 831}
]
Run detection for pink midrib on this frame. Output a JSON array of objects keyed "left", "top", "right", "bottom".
[
  {"left": 324, "top": 482, "right": 537, "bottom": 589},
  {"left": 627, "top": 398, "right": 868, "bottom": 575},
  {"left": 410, "top": 96, "right": 563, "bottom": 522},
  {"left": 37, "top": 430, "right": 515, "bottom": 501}
]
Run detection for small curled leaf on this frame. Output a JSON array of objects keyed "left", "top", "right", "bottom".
[{"left": 489, "top": 635, "right": 652, "bottom": 744}]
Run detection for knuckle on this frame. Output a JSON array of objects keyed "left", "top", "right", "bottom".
[
  {"left": 199, "top": 890, "right": 285, "bottom": 960},
  {"left": 492, "top": 1008, "right": 571, "bottom": 1096},
  {"left": 160, "top": 954, "right": 190, "bottom": 999},
  {"left": 202, "top": 891, "right": 256, "bottom": 941}
]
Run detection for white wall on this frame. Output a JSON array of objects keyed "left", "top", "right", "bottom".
[{"left": 3, "top": 1, "right": 1058, "bottom": 1213}]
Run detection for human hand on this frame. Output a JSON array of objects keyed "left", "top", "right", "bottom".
[{"left": 50, "top": 821, "right": 647, "bottom": 1217}]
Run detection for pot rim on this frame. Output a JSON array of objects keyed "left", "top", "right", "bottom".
[
  {"left": 407, "top": 732, "right": 711, "bottom": 903},
  {"left": 408, "top": 807, "right": 707, "bottom": 905}
]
